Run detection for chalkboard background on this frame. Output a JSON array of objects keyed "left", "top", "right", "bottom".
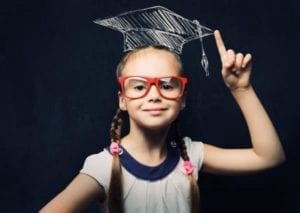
[{"left": 1, "top": 0, "right": 299, "bottom": 212}]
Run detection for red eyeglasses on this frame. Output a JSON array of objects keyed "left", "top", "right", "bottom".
[{"left": 118, "top": 76, "right": 188, "bottom": 100}]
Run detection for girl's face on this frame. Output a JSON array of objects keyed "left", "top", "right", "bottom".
[{"left": 118, "top": 47, "right": 186, "bottom": 130}]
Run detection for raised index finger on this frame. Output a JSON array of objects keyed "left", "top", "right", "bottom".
[{"left": 214, "top": 30, "right": 227, "bottom": 57}]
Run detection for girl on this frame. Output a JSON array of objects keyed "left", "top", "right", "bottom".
[{"left": 39, "top": 30, "right": 286, "bottom": 213}]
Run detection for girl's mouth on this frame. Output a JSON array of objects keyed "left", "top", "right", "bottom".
[{"left": 143, "top": 108, "right": 167, "bottom": 115}]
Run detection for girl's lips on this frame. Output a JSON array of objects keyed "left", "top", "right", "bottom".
[
  {"left": 143, "top": 108, "right": 167, "bottom": 111},
  {"left": 143, "top": 108, "right": 167, "bottom": 115}
]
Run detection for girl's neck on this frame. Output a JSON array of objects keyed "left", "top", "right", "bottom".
[{"left": 120, "top": 125, "right": 170, "bottom": 166}]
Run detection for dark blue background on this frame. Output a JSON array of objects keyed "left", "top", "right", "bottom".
[{"left": 1, "top": 0, "right": 299, "bottom": 212}]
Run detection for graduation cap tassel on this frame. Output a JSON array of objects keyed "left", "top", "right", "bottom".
[{"left": 194, "top": 20, "right": 210, "bottom": 77}]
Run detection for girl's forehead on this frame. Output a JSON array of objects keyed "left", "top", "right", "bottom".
[{"left": 122, "top": 48, "right": 181, "bottom": 76}]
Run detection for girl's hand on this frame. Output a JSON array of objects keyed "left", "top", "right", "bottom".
[{"left": 214, "top": 30, "right": 252, "bottom": 91}]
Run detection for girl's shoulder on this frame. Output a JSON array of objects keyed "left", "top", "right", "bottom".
[
  {"left": 80, "top": 149, "right": 112, "bottom": 192},
  {"left": 81, "top": 149, "right": 112, "bottom": 169},
  {"left": 182, "top": 136, "right": 205, "bottom": 171}
]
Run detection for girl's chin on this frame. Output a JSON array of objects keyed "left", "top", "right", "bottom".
[{"left": 135, "top": 120, "right": 174, "bottom": 131}]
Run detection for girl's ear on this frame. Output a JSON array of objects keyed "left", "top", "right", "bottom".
[
  {"left": 118, "top": 91, "right": 127, "bottom": 111},
  {"left": 180, "top": 96, "right": 186, "bottom": 110}
]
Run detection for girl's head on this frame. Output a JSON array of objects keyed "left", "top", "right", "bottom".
[{"left": 116, "top": 46, "right": 187, "bottom": 130}]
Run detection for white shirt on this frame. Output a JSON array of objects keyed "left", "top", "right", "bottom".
[{"left": 80, "top": 136, "right": 204, "bottom": 213}]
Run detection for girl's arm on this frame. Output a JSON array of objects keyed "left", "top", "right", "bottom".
[
  {"left": 201, "top": 30, "right": 286, "bottom": 175},
  {"left": 39, "top": 173, "right": 105, "bottom": 213}
]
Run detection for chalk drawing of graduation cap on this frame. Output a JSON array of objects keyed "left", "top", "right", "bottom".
[{"left": 94, "top": 5, "right": 214, "bottom": 76}]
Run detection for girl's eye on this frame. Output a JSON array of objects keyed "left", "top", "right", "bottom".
[
  {"left": 133, "top": 85, "right": 146, "bottom": 91},
  {"left": 160, "top": 84, "right": 174, "bottom": 90},
  {"left": 125, "top": 78, "right": 148, "bottom": 91}
]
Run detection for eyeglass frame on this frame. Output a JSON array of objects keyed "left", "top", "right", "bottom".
[{"left": 118, "top": 76, "right": 188, "bottom": 100}]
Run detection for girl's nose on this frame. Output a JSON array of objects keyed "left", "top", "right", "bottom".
[{"left": 147, "top": 85, "right": 161, "bottom": 101}]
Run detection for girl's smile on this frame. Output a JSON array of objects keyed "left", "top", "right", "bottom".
[{"left": 142, "top": 107, "right": 168, "bottom": 116}]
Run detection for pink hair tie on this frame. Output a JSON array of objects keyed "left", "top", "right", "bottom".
[
  {"left": 183, "top": 160, "right": 194, "bottom": 175},
  {"left": 110, "top": 142, "right": 121, "bottom": 155}
]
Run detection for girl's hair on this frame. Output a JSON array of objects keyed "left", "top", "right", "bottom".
[
  {"left": 108, "top": 46, "right": 200, "bottom": 213},
  {"left": 108, "top": 108, "right": 124, "bottom": 213},
  {"left": 115, "top": 45, "right": 183, "bottom": 77}
]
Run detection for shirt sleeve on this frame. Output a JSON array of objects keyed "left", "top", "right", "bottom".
[
  {"left": 183, "top": 136, "right": 204, "bottom": 172},
  {"left": 80, "top": 150, "right": 112, "bottom": 193}
]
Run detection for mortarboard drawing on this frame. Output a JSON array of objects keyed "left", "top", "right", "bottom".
[{"left": 94, "top": 6, "right": 213, "bottom": 76}]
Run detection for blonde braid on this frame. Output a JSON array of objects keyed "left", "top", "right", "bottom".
[
  {"left": 174, "top": 119, "right": 200, "bottom": 213},
  {"left": 108, "top": 108, "right": 124, "bottom": 213}
]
